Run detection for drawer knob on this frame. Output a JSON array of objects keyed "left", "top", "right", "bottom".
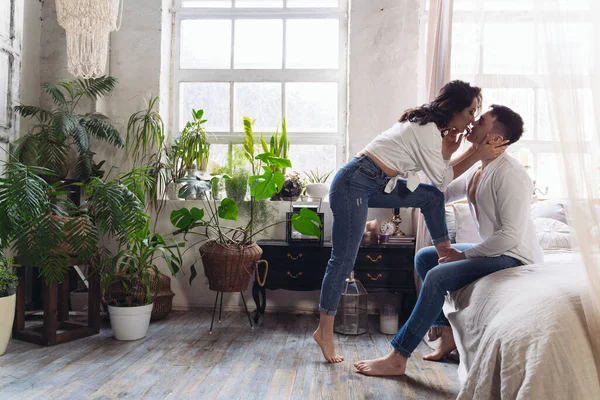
[
  {"left": 366, "top": 255, "right": 382, "bottom": 262},
  {"left": 287, "top": 271, "right": 303, "bottom": 279},
  {"left": 287, "top": 253, "right": 303, "bottom": 261},
  {"left": 367, "top": 273, "right": 382, "bottom": 281}
]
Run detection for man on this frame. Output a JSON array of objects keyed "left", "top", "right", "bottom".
[{"left": 354, "top": 104, "right": 544, "bottom": 376}]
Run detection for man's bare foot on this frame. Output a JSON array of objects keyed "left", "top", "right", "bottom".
[
  {"left": 354, "top": 350, "right": 407, "bottom": 376},
  {"left": 423, "top": 326, "right": 456, "bottom": 361},
  {"left": 313, "top": 328, "right": 344, "bottom": 363}
]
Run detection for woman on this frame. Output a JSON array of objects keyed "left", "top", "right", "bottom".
[{"left": 314, "top": 80, "right": 508, "bottom": 363}]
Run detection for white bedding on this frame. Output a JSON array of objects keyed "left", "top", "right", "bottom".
[{"left": 444, "top": 251, "right": 600, "bottom": 399}]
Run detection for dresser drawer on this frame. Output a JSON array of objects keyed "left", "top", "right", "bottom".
[
  {"left": 355, "top": 248, "right": 414, "bottom": 269},
  {"left": 353, "top": 268, "right": 414, "bottom": 290}
]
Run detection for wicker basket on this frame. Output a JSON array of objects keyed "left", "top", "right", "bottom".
[
  {"left": 107, "top": 271, "right": 175, "bottom": 321},
  {"left": 200, "top": 241, "right": 263, "bottom": 292}
]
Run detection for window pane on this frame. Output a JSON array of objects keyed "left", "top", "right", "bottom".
[
  {"left": 181, "top": 20, "right": 231, "bottom": 69},
  {"left": 541, "top": 0, "right": 591, "bottom": 10},
  {"left": 180, "top": 83, "right": 230, "bottom": 132},
  {"left": 482, "top": 88, "right": 534, "bottom": 140},
  {"left": 0, "top": 0, "right": 10, "bottom": 40},
  {"left": 538, "top": 89, "right": 595, "bottom": 141},
  {"left": 578, "top": 89, "right": 596, "bottom": 141},
  {"left": 537, "top": 90, "right": 556, "bottom": 141},
  {"left": 234, "top": 20, "right": 283, "bottom": 69},
  {"left": 453, "top": 0, "right": 478, "bottom": 10},
  {"left": 182, "top": 0, "right": 231, "bottom": 7},
  {"left": 539, "top": 23, "right": 592, "bottom": 75},
  {"left": 536, "top": 153, "right": 566, "bottom": 198},
  {"left": 289, "top": 145, "right": 337, "bottom": 180},
  {"left": 286, "top": 20, "right": 339, "bottom": 69},
  {"left": 484, "top": 0, "right": 533, "bottom": 10},
  {"left": 287, "top": 0, "right": 338, "bottom": 7},
  {"left": 234, "top": 83, "right": 282, "bottom": 132},
  {"left": 451, "top": 23, "right": 477, "bottom": 75},
  {"left": 236, "top": 0, "right": 283, "bottom": 7},
  {"left": 483, "top": 23, "right": 534, "bottom": 74},
  {"left": 286, "top": 83, "right": 337, "bottom": 132}
]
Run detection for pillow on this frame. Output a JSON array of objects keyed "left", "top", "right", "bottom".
[
  {"left": 452, "top": 203, "right": 482, "bottom": 244},
  {"left": 531, "top": 199, "right": 569, "bottom": 225},
  {"left": 445, "top": 206, "right": 457, "bottom": 244},
  {"left": 534, "top": 217, "right": 572, "bottom": 250}
]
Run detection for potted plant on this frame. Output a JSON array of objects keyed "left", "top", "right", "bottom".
[
  {"left": 14, "top": 76, "right": 124, "bottom": 183},
  {"left": 177, "top": 108, "right": 211, "bottom": 175},
  {"left": 305, "top": 168, "right": 333, "bottom": 200},
  {"left": 171, "top": 123, "right": 322, "bottom": 292},
  {"left": 0, "top": 256, "right": 18, "bottom": 356},
  {"left": 101, "top": 221, "right": 183, "bottom": 340},
  {"left": 279, "top": 171, "right": 304, "bottom": 201}
]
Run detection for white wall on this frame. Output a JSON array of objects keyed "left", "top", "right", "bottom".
[{"left": 21, "top": 0, "right": 422, "bottom": 313}]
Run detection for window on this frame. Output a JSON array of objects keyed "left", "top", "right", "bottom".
[
  {"left": 171, "top": 0, "right": 348, "bottom": 175},
  {"left": 420, "top": 0, "right": 594, "bottom": 198}
]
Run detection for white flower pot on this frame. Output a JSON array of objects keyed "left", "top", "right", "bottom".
[
  {"left": 305, "top": 183, "right": 330, "bottom": 200},
  {"left": 0, "top": 294, "right": 16, "bottom": 356},
  {"left": 108, "top": 303, "right": 153, "bottom": 341}
]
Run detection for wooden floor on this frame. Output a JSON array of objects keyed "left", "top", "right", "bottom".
[{"left": 0, "top": 311, "right": 460, "bottom": 400}]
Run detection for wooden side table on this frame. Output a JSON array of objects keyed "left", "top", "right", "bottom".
[{"left": 12, "top": 259, "right": 100, "bottom": 346}]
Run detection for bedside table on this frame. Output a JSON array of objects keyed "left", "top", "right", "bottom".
[{"left": 252, "top": 240, "right": 416, "bottom": 323}]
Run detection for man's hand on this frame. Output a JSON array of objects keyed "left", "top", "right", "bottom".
[{"left": 438, "top": 247, "right": 467, "bottom": 264}]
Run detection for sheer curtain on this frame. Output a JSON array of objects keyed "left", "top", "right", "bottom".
[{"left": 448, "top": 0, "right": 600, "bottom": 378}]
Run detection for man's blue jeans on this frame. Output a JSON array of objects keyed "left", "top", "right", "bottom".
[
  {"left": 390, "top": 244, "right": 523, "bottom": 356},
  {"left": 319, "top": 155, "right": 450, "bottom": 315}
]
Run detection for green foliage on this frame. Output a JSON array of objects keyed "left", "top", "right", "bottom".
[
  {"left": 14, "top": 76, "right": 123, "bottom": 182},
  {"left": 259, "top": 119, "right": 290, "bottom": 175},
  {"left": 101, "top": 220, "right": 183, "bottom": 306},
  {"left": 0, "top": 256, "right": 18, "bottom": 298},
  {"left": 177, "top": 109, "right": 211, "bottom": 171},
  {"left": 305, "top": 168, "right": 334, "bottom": 184}
]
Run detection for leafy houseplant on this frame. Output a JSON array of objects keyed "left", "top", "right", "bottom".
[
  {"left": 171, "top": 150, "right": 322, "bottom": 292},
  {"left": 278, "top": 171, "right": 304, "bottom": 201},
  {"left": 14, "top": 76, "right": 124, "bottom": 183},
  {"left": 0, "top": 256, "right": 18, "bottom": 356},
  {"left": 100, "top": 221, "right": 183, "bottom": 340},
  {"left": 177, "top": 109, "right": 211, "bottom": 173},
  {"left": 305, "top": 168, "right": 334, "bottom": 200}
]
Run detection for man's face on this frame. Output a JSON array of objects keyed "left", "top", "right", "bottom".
[{"left": 466, "top": 111, "right": 500, "bottom": 144}]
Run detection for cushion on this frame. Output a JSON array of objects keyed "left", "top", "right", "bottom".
[
  {"left": 534, "top": 217, "right": 572, "bottom": 250},
  {"left": 446, "top": 206, "right": 457, "bottom": 244},
  {"left": 531, "top": 199, "right": 569, "bottom": 225},
  {"left": 452, "top": 203, "right": 482, "bottom": 244}
]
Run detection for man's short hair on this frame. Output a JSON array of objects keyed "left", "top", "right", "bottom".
[{"left": 489, "top": 104, "right": 524, "bottom": 145}]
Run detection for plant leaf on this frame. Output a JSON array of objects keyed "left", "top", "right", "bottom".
[{"left": 217, "top": 198, "right": 238, "bottom": 221}]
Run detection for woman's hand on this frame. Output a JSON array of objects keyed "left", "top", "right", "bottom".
[
  {"left": 441, "top": 128, "right": 464, "bottom": 160},
  {"left": 475, "top": 135, "right": 510, "bottom": 160}
]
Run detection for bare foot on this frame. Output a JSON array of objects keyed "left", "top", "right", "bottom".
[
  {"left": 354, "top": 350, "right": 407, "bottom": 376},
  {"left": 423, "top": 326, "right": 456, "bottom": 361},
  {"left": 313, "top": 329, "right": 344, "bottom": 363}
]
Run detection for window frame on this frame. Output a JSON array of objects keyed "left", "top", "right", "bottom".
[{"left": 170, "top": 0, "right": 349, "bottom": 169}]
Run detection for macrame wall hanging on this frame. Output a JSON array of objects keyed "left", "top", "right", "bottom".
[{"left": 56, "top": 0, "right": 124, "bottom": 78}]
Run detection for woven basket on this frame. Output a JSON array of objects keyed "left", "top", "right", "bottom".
[
  {"left": 107, "top": 271, "right": 175, "bottom": 320},
  {"left": 200, "top": 241, "right": 262, "bottom": 292}
]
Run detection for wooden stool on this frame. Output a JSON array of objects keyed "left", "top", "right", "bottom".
[{"left": 12, "top": 259, "right": 100, "bottom": 346}]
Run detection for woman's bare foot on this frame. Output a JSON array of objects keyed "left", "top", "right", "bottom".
[
  {"left": 354, "top": 350, "right": 407, "bottom": 376},
  {"left": 423, "top": 326, "right": 456, "bottom": 361},
  {"left": 313, "top": 328, "right": 344, "bottom": 363}
]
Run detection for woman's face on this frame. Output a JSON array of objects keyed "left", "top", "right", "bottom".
[{"left": 447, "top": 97, "right": 478, "bottom": 134}]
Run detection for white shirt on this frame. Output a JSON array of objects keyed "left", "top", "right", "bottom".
[
  {"left": 362, "top": 121, "right": 454, "bottom": 193},
  {"left": 445, "top": 154, "right": 544, "bottom": 265}
]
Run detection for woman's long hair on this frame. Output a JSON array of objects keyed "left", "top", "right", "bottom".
[{"left": 399, "top": 80, "right": 482, "bottom": 131}]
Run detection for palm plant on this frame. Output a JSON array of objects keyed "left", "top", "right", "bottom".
[
  {"left": 14, "top": 76, "right": 124, "bottom": 183},
  {"left": 260, "top": 118, "right": 290, "bottom": 175},
  {"left": 177, "top": 109, "right": 211, "bottom": 172}
]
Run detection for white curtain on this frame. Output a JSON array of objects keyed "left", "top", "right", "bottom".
[{"left": 447, "top": 0, "right": 600, "bottom": 379}]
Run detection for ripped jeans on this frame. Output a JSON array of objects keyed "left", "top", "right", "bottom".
[{"left": 319, "top": 155, "right": 449, "bottom": 315}]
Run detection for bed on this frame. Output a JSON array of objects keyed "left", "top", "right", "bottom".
[{"left": 444, "top": 250, "right": 600, "bottom": 399}]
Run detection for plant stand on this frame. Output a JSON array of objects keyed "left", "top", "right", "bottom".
[
  {"left": 12, "top": 259, "right": 100, "bottom": 346},
  {"left": 209, "top": 291, "right": 253, "bottom": 334}
]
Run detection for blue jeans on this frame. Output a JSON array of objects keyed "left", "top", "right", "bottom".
[
  {"left": 319, "top": 155, "right": 450, "bottom": 315},
  {"left": 390, "top": 244, "right": 523, "bottom": 356}
]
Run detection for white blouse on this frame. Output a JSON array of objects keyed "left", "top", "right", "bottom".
[{"left": 362, "top": 121, "right": 454, "bottom": 193}]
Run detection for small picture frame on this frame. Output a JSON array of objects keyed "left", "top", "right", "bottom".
[{"left": 286, "top": 211, "right": 325, "bottom": 243}]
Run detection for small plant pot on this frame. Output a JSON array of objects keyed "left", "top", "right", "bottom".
[
  {"left": 70, "top": 290, "right": 88, "bottom": 312},
  {"left": 305, "top": 183, "right": 330, "bottom": 200},
  {"left": 108, "top": 303, "right": 154, "bottom": 341},
  {"left": 0, "top": 294, "right": 16, "bottom": 356}
]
